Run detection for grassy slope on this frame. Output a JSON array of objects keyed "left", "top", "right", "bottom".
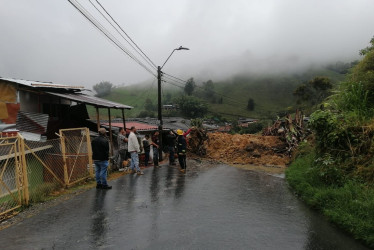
[
  {"left": 90, "top": 67, "right": 346, "bottom": 120},
  {"left": 286, "top": 152, "right": 374, "bottom": 247}
]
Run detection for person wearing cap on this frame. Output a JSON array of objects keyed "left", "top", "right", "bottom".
[
  {"left": 91, "top": 128, "right": 112, "bottom": 189},
  {"left": 176, "top": 129, "right": 187, "bottom": 173},
  {"left": 128, "top": 126, "right": 144, "bottom": 175}
]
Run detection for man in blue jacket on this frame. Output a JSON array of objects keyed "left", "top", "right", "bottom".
[{"left": 91, "top": 128, "right": 112, "bottom": 189}]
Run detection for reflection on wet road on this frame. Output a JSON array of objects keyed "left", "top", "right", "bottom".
[{"left": 0, "top": 164, "right": 370, "bottom": 250}]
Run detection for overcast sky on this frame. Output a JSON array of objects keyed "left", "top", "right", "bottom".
[{"left": 0, "top": 0, "right": 373, "bottom": 88}]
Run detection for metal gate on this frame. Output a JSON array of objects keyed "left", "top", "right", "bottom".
[
  {"left": 0, "top": 136, "right": 28, "bottom": 217},
  {"left": 0, "top": 127, "right": 94, "bottom": 218},
  {"left": 59, "top": 128, "right": 93, "bottom": 187}
]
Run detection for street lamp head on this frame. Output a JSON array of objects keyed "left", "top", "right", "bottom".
[
  {"left": 176, "top": 46, "right": 189, "bottom": 50},
  {"left": 160, "top": 46, "right": 190, "bottom": 69}
]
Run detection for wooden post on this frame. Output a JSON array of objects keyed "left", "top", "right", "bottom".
[
  {"left": 108, "top": 108, "right": 114, "bottom": 157},
  {"left": 14, "top": 142, "right": 21, "bottom": 205},
  {"left": 60, "top": 130, "right": 69, "bottom": 187},
  {"left": 86, "top": 128, "right": 94, "bottom": 178},
  {"left": 19, "top": 135, "right": 29, "bottom": 205},
  {"left": 121, "top": 109, "right": 126, "bottom": 131},
  {"left": 96, "top": 106, "right": 100, "bottom": 132}
]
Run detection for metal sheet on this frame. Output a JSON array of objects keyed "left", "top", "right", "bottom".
[
  {"left": 46, "top": 92, "right": 132, "bottom": 110},
  {"left": 0, "top": 78, "right": 84, "bottom": 90},
  {"left": 16, "top": 111, "right": 49, "bottom": 134}
]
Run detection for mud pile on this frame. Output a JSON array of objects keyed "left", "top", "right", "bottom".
[{"left": 204, "top": 132, "right": 290, "bottom": 167}]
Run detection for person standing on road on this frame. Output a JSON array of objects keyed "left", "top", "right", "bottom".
[
  {"left": 117, "top": 128, "right": 128, "bottom": 170},
  {"left": 166, "top": 130, "right": 176, "bottom": 166},
  {"left": 142, "top": 135, "right": 151, "bottom": 167},
  {"left": 151, "top": 131, "right": 160, "bottom": 168},
  {"left": 128, "top": 126, "right": 144, "bottom": 175},
  {"left": 176, "top": 129, "right": 187, "bottom": 173},
  {"left": 92, "top": 128, "right": 112, "bottom": 189}
]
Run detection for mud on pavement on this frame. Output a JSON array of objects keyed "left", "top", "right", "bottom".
[{"left": 204, "top": 132, "right": 290, "bottom": 167}]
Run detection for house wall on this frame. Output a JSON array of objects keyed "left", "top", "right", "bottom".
[
  {"left": 0, "top": 81, "right": 19, "bottom": 124},
  {"left": 0, "top": 80, "right": 72, "bottom": 124}
]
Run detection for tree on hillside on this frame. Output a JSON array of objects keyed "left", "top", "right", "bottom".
[
  {"left": 203, "top": 80, "right": 215, "bottom": 99},
  {"left": 359, "top": 36, "right": 374, "bottom": 56},
  {"left": 184, "top": 78, "right": 196, "bottom": 96},
  {"left": 93, "top": 81, "right": 113, "bottom": 97},
  {"left": 218, "top": 97, "right": 223, "bottom": 104},
  {"left": 175, "top": 96, "right": 208, "bottom": 118},
  {"left": 294, "top": 76, "right": 332, "bottom": 106},
  {"left": 247, "top": 98, "right": 255, "bottom": 111},
  {"left": 351, "top": 37, "right": 374, "bottom": 106},
  {"left": 144, "top": 98, "right": 156, "bottom": 111}
]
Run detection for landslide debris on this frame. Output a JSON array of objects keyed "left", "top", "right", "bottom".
[{"left": 204, "top": 132, "right": 290, "bottom": 167}]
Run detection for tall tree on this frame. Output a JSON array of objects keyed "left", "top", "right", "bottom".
[
  {"left": 203, "top": 80, "right": 215, "bottom": 99},
  {"left": 144, "top": 98, "right": 156, "bottom": 111},
  {"left": 93, "top": 81, "right": 113, "bottom": 97},
  {"left": 175, "top": 96, "right": 208, "bottom": 118},
  {"left": 247, "top": 98, "right": 255, "bottom": 111},
  {"left": 294, "top": 76, "right": 332, "bottom": 106},
  {"left": 184, "top": 78, "right": 196, "bottom": 96}
]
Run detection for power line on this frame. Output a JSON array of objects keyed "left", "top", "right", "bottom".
[
  {"left": 68, "top": 0, "right": 157, "bottom": 77},
  {"left": 90, "top": 0, "right": 157, "bottom": 70},
  {"left": 163, "top": 73, "right": 187, "bottom": 84},
  {"left": 69, "top": 0, "right": 253, "bottom": 114}
]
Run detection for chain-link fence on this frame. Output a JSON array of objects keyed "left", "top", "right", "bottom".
[
  {"left": 23, "top": 138, "right": 65, "bottom": 203},
  {"left": 0, "top": 128, "right": 94, "bottom": 219},
  {"left": 0, "top": 136, "right": 25, "bottom": 218},
  {"left": 59, "top": 128, "right": 93, "bottom": 186}
]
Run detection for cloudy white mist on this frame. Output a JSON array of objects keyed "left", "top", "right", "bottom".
[{"left": 0, "top": 0, "right": 373, "bottom": 87}]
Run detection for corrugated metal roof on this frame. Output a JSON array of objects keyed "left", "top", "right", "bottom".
[
  {"left": 104, "top": 122, "right": 157, "bottom": 131},
  {"left": 0, "top": 77, "right": 84, "bottom": 90},
  {"left": 47, "top": 92, "right": 133, "bottom": 110},
  {"left": 16, "top": 111, "right": 49, "bottom": 134}
]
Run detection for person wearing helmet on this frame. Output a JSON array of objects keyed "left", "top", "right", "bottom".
[{"left": 176, "top": 129, "right": 187, "bottom": 173}]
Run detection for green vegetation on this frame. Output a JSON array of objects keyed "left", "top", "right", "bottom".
[
  {"left": 286, "top": 36, "right": 374, "bottom": 247},
  {"left": 286, "top": 152, "right": 374, "bottom": 247},
  {"left": 93, "top": 81, "right": 113, "bottom": 97},
  {"left": 92, "top": 65, "right": 346, "bottom": 121}
]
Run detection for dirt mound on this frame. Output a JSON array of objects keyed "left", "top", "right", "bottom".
[{"left": 204, "top": 132, "right": 290, "bottom": 167}]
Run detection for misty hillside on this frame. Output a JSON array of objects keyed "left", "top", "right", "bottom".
[{"left": 97, "top": 66, "right": 348, "bottom": 120}]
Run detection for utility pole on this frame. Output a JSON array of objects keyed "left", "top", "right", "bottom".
[
  {"left": 157, "top": 46, "right": 189, "bottom": 162},
  {"left": 157, "top": 66, "right": 163, "bottom": 161}
]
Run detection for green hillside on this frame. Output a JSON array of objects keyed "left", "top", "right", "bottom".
[{"left": 91, "top": 66, "right": 348, "bottom": 120}]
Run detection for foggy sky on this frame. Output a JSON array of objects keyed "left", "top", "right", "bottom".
[{"left": 0, "top": 0, "right": 373, "bottom": 88}]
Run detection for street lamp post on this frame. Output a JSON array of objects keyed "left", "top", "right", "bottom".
[{"left": 157, "top": 46, "right": 189, "bottom": 161}]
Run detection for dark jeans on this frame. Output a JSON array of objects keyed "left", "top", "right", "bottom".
[
  {"left": 94, "top": 160, "right": 109, "bottom": 185},
  {"left": 178, "top": 154, "right": 186, "bottom": 170},
  {"left": 153, "top": 147, "right": 159, "bottom": 166},
  {"left": 118, "top": 149, "right": 127, "bottom": 168},
  {"left": 144, "top": 151, "right": 150, "bottom": 166},
  {"left": 168, "top": 146, "right": 175, "bottom": 164}
]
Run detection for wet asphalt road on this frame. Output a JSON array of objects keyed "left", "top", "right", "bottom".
[{"left": 0, "top": 164, "right": 370, "bottom": 250}]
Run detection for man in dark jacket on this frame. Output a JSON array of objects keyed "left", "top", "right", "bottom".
[
  {"left": 166, "top": 130, "right": 176, "bottom": 165},
  {"left": 142, "top": 134, "right": 151, "bottom": 166},
  {"left": 92, "top": 128, "right": 112, "bottom": 189},
  {"left": 176, "top": 129, "right": 187, "bottom": 173}
]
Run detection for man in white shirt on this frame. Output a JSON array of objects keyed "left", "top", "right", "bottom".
[{"left": 128, "top": 126, "right": 144, "bottom": 175}]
